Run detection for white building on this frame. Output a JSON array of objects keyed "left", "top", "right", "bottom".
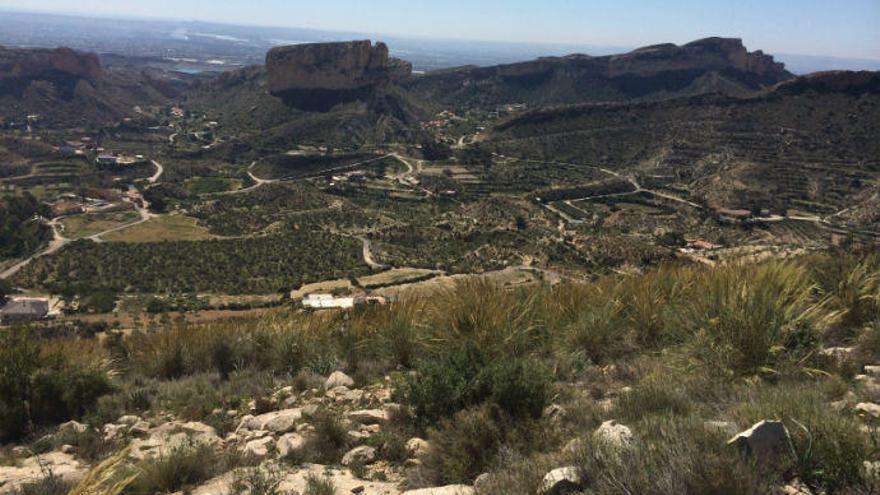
[{"left": 302, "top": 294, "right": 355, "bottom": 310}]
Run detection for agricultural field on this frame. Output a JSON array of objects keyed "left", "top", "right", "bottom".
[
  {"left": 101, "top": 214, "right": 214, "bottom": 243},
  {"left": 59, "top": 210, "right": 141, "bottom": 239}
]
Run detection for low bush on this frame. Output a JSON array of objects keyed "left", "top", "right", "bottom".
[
  {"left": 125, "top": 441, "right": 238, "bottom": 495},
  {"left": 399, "top": 346, "right": 552, "bottom": 425}
]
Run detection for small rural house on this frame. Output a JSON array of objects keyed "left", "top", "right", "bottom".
[{"left": 0, "top": 299, "right": 50, "bottom": 323}]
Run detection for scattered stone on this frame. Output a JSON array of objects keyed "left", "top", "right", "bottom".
[
  {"left": 776, "top": 478, "right": 813, "bottom": 495},
  {"left": 102, "top": 423, "right": 127, "bottom": 441},
  {"left": 727, "top": 420, "right": 791, "bottom": 460},
  {"left": 58, "top": 420, "right": 88, "bottom": 436},
  {"left": 593, "top": 420, "right": 633, "bottom": 449},
  {"left": 326, "top": 370, "right": 355, "bottom": 389},
  {"left": 347, "top": 409, "right": 389, "bottom": 425},
  {"left": 864, "top": 460, "right": 880, "bottom": 482},
  {"left": 0, "top": 452, "right": 86, "bottom": 494},
  {"left": 351, "top": 486, "right": 365, "bottom": 494},
  {"left": 226, "top": 410, "right": 238, "bottom": 417},
  {"left": 855, "top": 402, "right": 880, "bottom": 419},
  {"left": 865, "top": 365, "right": 880, "bottom": 378},
  {"left": 342, "top": 445, "right": 376, "bottom": 466},
  {"left": 129, "top": 421, "right": 221, "bottom": 460},
  {"left": 539, "top": 467, "right": 584, "bottom": 495},
  {"left": 276, "top": 433, "right": 306, "bottom": 458},
  {"left": 237, "top": 408, "right": 302, "bottom": 433},
  {"left": 406, "top": 437, "right": 431, "bottom": 458},
  {"left": 117, "top": 415, "right": 141, "bottom": 426},
  {"left": 60, "top": 444, "right": 76, "bottom": 455},
  {"left": 302, "top": 404, "right": 320, "bottom": 418},
  {"left": 348, "top": 430, "right": 371, "bottom": 443},
  {"left": 129, "top": 420, "right": 151, "bottom": 437},
  {"left": 242, "top": 436, "right": 274, "bottom": 460},
  {"left": 10, "top": 446, "right": 30, "bottom": 457},
  {"left": 401, "top": 485, "right": 476, "bottom": 495}
]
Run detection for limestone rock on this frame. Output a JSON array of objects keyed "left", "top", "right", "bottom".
[
  {"left": 347, "top": 409, "right": 389, "bottom": 425},
  {"left": 276, "top": 432, "right": 306, "bottom": 458},
  {"left": 593, "top": 420, "right": 633, "bottom": 448},
  {"left": 129, "top": 421, "right": 221, "bottom": 460},
  {"left": 406, "top": 437, "right": 431, "bottom": 458},
  {"left": 727, "top": 420, "right": 791, "bottom": 460},
  {"left": 242, "top": 436, "right": 274, "bottom": 459},
  {"left": 855, "top": 402, "right": 880, "bottom": 419},
  {"left": 342, "top": 445, "right": 376, "bottom": 466},
  {"left": 0, "top": 452, "right": 86, "bottom": 495},
  {"left": 58, "top": 420, "right": 88, "bottom": 436},
  {"left": 326, "top": 370, "right": 356, "bottom": 389},
  {"left": 237, "top": 408, "right": 302, "bottom": 433},
  {"left": 539, "top": 466, "right": 584, "bottom": 495}
]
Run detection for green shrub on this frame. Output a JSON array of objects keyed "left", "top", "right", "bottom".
[
  {"left": 125, "top": 441, "right": 233, "bottom": 495},
  {"left": 400, "top": 346, "right": 552, "bottom": 424},
  {"left": 298, "top": 410, "right": 350, "bottom": 464},
  {"left": 303, "top": 474, "right": 335, "bottom": 495},
  {"left": 421, "top": 405, "right": 504, "bottom": 485}
]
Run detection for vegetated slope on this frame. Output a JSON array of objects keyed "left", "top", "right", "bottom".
[
  {"left": 3, "top": 252, "right": 880, "bottom": 494},
  {"left": 0, "top": 45, "right": 186, "bottom": 127},
  {"left": 407, "top": 37, "right": 793, "bottom": 108},
  {"left": 485, "top": 71, "right": 880, "bottom": 218}
]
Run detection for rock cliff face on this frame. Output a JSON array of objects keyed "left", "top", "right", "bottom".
[
  {"left": 408, "top": 37, "right": 794, "bottom": 107},
  {"left": 265, "top": 40, "right": 412, "bottom": 111},
  {"left": 0, "top": 46, "right": 102, "bottom": 97}
]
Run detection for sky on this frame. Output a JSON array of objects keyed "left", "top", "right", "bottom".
[{"left": 1, "top": 0, "right": 878, "bottom": 60}]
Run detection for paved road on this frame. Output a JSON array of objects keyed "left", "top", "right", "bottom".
[{"left": 0, "top": 219, "right": 69, "bottom": 279}]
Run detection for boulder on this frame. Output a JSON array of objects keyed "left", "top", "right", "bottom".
[
  {"left": 326, "top": 371, "right": 355, "bottom": 389},
  {"left": 129, "top": 420, "right": 151, "bottom": 437},
  {"left": 117, "top": 415, "right": 141, "bottom": 426},
  {"left": 347, "top": 409, "right": 389, "bottom": 425},
  {"left": 727, "top": 420, "right": 791, "bottom": 460},
  {"left": 539, "top": 466, "right": 584, "bottom": 495},
  {"left": 473, "top": 473, "right": 493, "bottom": 492},
  {"left": 58, "top": 420, "right": 88, "bottom": 436},
  {"left": 129, "top": 421, "right": 221, "bottom": 460},
  {"left": 406, "top": 437, "right": 431, "bottom": 458},
  {"left": 401, "top": 486, "right": 476, "bottom": 495},
  {"left": 242, "top": 436, "right": 274, "bottom": 459},
  {"left": 0, "top": 452, "right": 86, "bottom": 495},
  {"left": 864, "top": 365, "right": 880, "bottom": 378},
  {"left": 341, "top": 445, "right": 376, "bottom": 466},
  {"left": 237, "top": 408, "right": 302, "bottom": 433},
  {"left": 855, "top": 402, "right": 880, "bottom": 419},
  {"left": 276, "top": 432, "right": 306, "bottom": 458},
  {"left": 593, "top": 420, "right": 633, "bottom": 449}
]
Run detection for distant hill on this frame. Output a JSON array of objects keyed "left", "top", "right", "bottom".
[
  {"left": 485, "top": 70, "right": 880, "bottom": 222},
  {"left": 407, "top": 37, "right": 794, "bottom": 108},
  {"left": 0, "top": 45, "right": 187, "bottom": 127},
  {"left": 183, "top": 41, "right": 431, "bottom": 151}
]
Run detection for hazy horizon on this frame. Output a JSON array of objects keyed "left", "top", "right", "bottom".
[{"left": 0, "top": 0, "right": 878, "bottom": 62}]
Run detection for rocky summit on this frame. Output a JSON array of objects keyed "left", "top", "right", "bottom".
[
  {"left": 266, "top": 40, "right": 412, "bottom": 111},
  {"left": 0, "top": 45, "right": 102, "bottom": 97}
]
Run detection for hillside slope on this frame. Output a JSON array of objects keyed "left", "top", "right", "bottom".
[{"left": 485, "top": 71, "right": 880, "bottom": 219}]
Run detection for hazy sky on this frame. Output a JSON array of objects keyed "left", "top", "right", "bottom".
[{"left": 2, "top": 0, "right": 878, "bottom": 60}]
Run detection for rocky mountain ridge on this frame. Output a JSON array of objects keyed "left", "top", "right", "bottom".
[{"left": 407, "top": 37, "right": 795, "bottom": 108}]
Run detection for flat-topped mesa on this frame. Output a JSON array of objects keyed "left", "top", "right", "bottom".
[
  {"left": 608, "top": 37, "right": 789, "bottom": 78},
  {"left": 266, "top": 40, "right": 410, "bottom": 96},
  {"left": 0, "top": 46, "right": 102, "bottom": 92}
]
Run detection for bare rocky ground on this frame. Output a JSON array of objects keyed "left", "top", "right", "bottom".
[{"left": 3, "top": 356, "right": 879, "bottom": 495}]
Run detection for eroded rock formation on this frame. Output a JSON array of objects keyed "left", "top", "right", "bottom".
[{"left": 265, "top": 40, "right": 411, "bottom": 111}]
